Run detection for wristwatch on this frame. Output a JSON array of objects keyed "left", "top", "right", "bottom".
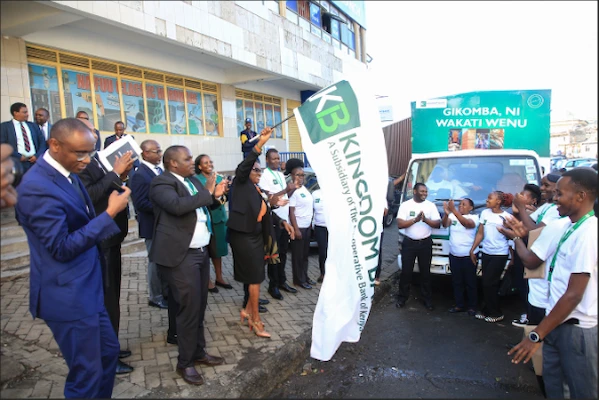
[{"left": 528, "top": 331, "right": 543, "bottom": 343}]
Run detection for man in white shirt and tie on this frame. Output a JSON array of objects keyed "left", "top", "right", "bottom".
[
  {"left": 0, "top": 102, "right": 47, "bottom": 175},
  {"left": 34, "top": 108, "right": 51, "bottom": 142}
]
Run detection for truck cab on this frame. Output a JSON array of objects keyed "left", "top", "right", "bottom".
[{"left": 398, "top": 149, "right": 543, "bottom": 275}]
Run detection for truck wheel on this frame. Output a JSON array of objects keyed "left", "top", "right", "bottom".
[{"left": 384, "top": 213, "right": 395, "bottom": 227}]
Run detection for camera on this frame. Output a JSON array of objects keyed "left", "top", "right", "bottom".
[{"left": 10, "top": 156, "right": 24, "bottom": 187}]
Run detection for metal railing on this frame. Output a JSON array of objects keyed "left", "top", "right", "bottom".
[{"left": 279, "top": 152, "right": 311, "bottom": 168}]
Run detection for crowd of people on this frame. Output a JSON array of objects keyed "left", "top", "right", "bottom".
[
  {"left": 395, "top": 165, "right": 598, "bottom": 399},
  {"left": 0, "top": 101, "right": 597, "bottom": 399}
]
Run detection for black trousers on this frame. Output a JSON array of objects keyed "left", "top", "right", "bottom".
[
  {"left": 512, "top": 251, "right": 528, "bottom": 312},
  {"left": 375, "top": 230, "right": 384, "bottom": 279},
  {"left": 167, "top": 285, "right": 178, "bottom": 340},
  {"left": 159, "top": 247, "right": 209, "bottom": 369},
  {"left": 527, "top": 304, "right": 546, "bottom": 325},
  {"left": 449, "top": 254, "right": 478, "bottom": 310},
  {"left": 314, "top": 225, "right": 328, "bottom": 276},
  {"left": 291, "top": 227, "right": 311, "bottom": 285},
  {"left": 101, "top": 243, "right": 122, "bottom": 335},
  {"left": 481, "top": 253, "right": 508, "bottom": 317},
  {"left": 398, "top": 236, "right": 433, "bottom": 303},
  {"left": 268, "top": 223, "right": 290, "bottom": 288}
]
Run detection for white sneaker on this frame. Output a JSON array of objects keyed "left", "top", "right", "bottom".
[{"left": 512, "top": 314, "right": 528, "bottom": 327}]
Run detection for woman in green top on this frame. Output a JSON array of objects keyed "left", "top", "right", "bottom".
[{"left": 195, "top": 154, "right": 233, "bottom": 292}]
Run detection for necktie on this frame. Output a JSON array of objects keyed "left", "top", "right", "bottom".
[
  {"left": 184, "top": 178, "right": 198, "bottom": 195},
  {"left": 20, "top": 122, "right": 31, "bottom": 152},
  {"left": 156, "top": 166, "right": 163, "bottom": 175},
  {"left": 69, "top": 174, "right": 87, "bottom": 204}
]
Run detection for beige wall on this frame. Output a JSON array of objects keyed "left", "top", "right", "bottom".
[{"left": 0, "top": 37, "right": 31, "bottom": 122}]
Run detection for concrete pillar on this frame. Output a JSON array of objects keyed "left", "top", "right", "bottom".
[
  {"left": 353, "top": 21, "right": 361, "bottom": 61},
  {"left": 360, "top": 27, "right": 367, "bottom": 63},
  {"left": 0, "top": 37, "right": 31, "bottom": 122},
  {"left": 279, "top": 0, "right": 286, "bottom": 18}
]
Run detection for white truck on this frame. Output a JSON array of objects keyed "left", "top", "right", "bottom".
[{"left": 398, "top": 149, "right": 543, "bottom": 275}]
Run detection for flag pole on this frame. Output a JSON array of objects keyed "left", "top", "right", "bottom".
[{"left": 249, "top": 114, "right": 295, "bottom": 142}]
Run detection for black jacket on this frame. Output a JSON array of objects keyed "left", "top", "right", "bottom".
[{"left": 130, "top": 163, "right": 158, "bottom": 239}]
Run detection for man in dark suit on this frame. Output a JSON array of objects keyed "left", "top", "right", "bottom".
[
  {"left": 34, "top": 107, "right": 52, "bottom": 142},
  {"left": 240, "top": 118, "right": 257, "bottom": 159},
  {"left": 15, "top": 118, "right": 131, "bottom": 398},
  {"left": 104, "top": 121, "right": 134, "bottom": 149},
  {"left": 130, "top": 140, "right": 168, "bottom": 310},
  {"left": 78, "top": 119, "right": 136, "bottom": 375},
  {"left": 149, "top": 145, "right": 227, "bottom": 385},
  {"left": 76, "top": 111, "right": 101, "bottom": 151},
  {"left": 1, "top": 102, "right": 47, "bottom": 175}
]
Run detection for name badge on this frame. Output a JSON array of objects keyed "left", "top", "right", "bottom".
[
  {"left": 410, "top": 211, "right": 416, "bottom": 217},
  {"left": 452, "top": 220, "right": 457, "bottom": 226},
  {"left": 273, "top": 179, "right": 278, "bottom": 185},
  {"left": 315, "top": 199, "right": 320, "bottom": 203},
  {"left": 300, "top": 193, "right": 306, "bottom": 198}
]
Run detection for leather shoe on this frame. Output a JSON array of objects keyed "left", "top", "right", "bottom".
[
  {"left": 279, "top": 282, "right": 297, "bottom": 293},
  {"left": 299, "top": 283, "right": 312, "bottom": 289},
  {"left": 268, "top": 287, "right": 284, "bottom": 300},
  {"left": 208, "top": 286, "right": 219, "bottom": 294},
  {"left": 215, "top": 280, "right": 233, "bottom": 289},
  {"left": 195, "top": 354, "right": 225, "bottom": 367},
  {"left": 259, "top": 298, "right": 270, "bottom": 305},
  {"left": 259, "top": 305, "right": 268, "bottom": 313},
  {"left": 176, "top": 366, "right": 204, "bottom": 385},
  {"left": 116, "top": 360, "right": 133, "bottom": 374},
  {"left": 307, "top": 279, "right": 317, "bottom": 285},
  {"left": 119, "top": 350, "right": 131, "bottom": 359},
  {"left": 148, "top": 299, "right": 168, "bottom": 309},
  {"left": 166, "top": 335, "right": 178, "bottom": 345}
]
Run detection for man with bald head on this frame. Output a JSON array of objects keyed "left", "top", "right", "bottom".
[
  {"left": 130, "top": 140, "right": 168, "bottom": 310},
  {"left": 15, "top": 118, "right": 131, "bottom": 398},
  {"left": 76, "top": 111, "right": 101, "bottom": 151},
  {"left": 149, "top": 145, "right": 228, "bottom": 385}
]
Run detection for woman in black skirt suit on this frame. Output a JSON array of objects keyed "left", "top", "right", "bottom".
[{"left": 227, "top": 127, "right": 294, "bottom": 338}]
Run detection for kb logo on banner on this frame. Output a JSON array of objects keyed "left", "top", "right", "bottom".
[{"left": 299, "top": 81, "right": 361, "bottom": 144}]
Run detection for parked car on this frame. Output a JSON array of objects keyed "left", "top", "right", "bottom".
[
  {"left": 562, "top": 158, "right": 597, "bottom": 171},
  {"left": 576, "top": 160, "right": 598, "bottom": 169}
]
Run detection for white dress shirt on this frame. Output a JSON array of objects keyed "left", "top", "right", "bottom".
[
  {"left": 141, "top": 159, "right": 163, "bottom": 175},
  {"left": 43, "top": 150, "right": 71, "bottom": 182},
  {"left": 171, "top": 172, "right": 211, "bottom": 248},
  {"left": 39, "top": 122, "right": 49, "bottom": 141},
  {"left": 12, "top": 119, "right": 36, "bottom": 157}
]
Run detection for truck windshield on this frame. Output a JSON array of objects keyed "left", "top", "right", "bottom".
[{"left": 403, "top": 155, "right": 541, "bottom": 208}]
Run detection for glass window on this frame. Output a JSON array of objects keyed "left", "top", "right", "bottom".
[
  {"left": 244, "top": 100, "right": 255, "bottom": 128},
  {"left": 186, "top": 90, "right": 204, "bottom": 135},
  {"left": 167, "top": 87, "right": 187, "bottom": 135},
  {"left": 330, "top": 19, "right": 340, "bottom": 40},
  {"left": 236, "top": 99, "right": 245, "bottom": 134},
  {"left": 93, "top": 74, "right": 121, "bottom": 132},
  {"left": 286, "top": 0, "right": 297, "bottom": 12},
  {"left": 203, "top": 93, "right": 219, "bottom": 136},
  {"left": 145, "top": 83, "right": 168, "bottom": 133},
  {"left": 62, "top": 69, "right": 93, "bottom": 119},
  {"left": 264, "top": 104, "right": 274, "bottom": 129},
  {"left": 255, "top": 102, "right": 265, "bottom": 133},
  {"left": 310, "top": 2, "right": 321, "bottom": 25},
  {"left": 273, "top": 105, "right": 282, "bottom": 138},
  {"left": 28, "top": 64, "right": 61, "bottom": 124},
  {"left": 121, "top": 79, "right": 146, "bottom": 133}
]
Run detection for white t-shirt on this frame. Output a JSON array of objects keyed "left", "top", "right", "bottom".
[
  {"left": 448, "top": 213, "right": 479, "bottom": 257},
  {"left": 258, "top": 168, "right": 289, "bottom": 223},
  {"left": 479, "top": 208, "right": 511, "bottom": 255},
  {"left": 529, "top": 202, "right": 560, "bottom": 226},
  {"left": 527, "top": 202, "right": 563, "bottom": 309},
  {"left": 289, "top": 186, "right": 313, "bottom": 229},
  {"left": 312, "top": 189, "right": 327, "bottom": 227},
  {"left": 530, "top": 215, "right": 598, "bottom": 328},
  {"left": 397, "top": 199, "right": 441, "bottom": 240}
]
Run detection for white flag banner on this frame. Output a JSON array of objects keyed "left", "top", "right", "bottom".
[{"left": 294, "top": 79, "right": 389, "bottom": 362}]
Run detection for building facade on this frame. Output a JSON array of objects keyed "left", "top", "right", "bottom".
[
  {"left": 1, "top": 0, "right": 367, "bottom": 171},
  {"left": 550, "top": 119, "right": 598, "bottom": 159}
]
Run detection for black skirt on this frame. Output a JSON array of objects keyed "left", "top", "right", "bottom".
[{"left": 229, "top": 223, "right": 266, "bottom": 284}]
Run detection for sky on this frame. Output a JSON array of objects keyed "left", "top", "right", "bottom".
[{"left": 364, "top": 1, "right": 598, "bottom": 122}]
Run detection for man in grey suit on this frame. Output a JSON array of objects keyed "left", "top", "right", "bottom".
[{"left": 149, "top": 145, "right": 228, "bottom": 385}]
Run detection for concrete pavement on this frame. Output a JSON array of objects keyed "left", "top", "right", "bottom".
[{"left": 0, "top": 225, "right": 400, "bottom": 398}]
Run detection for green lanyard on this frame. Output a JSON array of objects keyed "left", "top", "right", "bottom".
[
  {"left": 267, "top": 168, "right": 284, "bottom": 189},
  {"left": 548, "top": 210, "right": 594, "bottom": 282},
  {"left": 536, "top": 203, "right": 556, "bottom": 224}
]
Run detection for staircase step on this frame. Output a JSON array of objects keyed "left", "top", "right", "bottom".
[
  {"left": 0, "top": 250, "right": 30, "bottom": 271},
  {"left": 121, "top": 239, "right": 146, "bottom": 255},
  {"left": 1, "top": 224, "right": 25, "bottom": 239},
  {"left": 0, "top": 236, "right": 29, "bottom": 255},
  {"left": 0, "top": 264, "right": 30, "bottom": 282}
]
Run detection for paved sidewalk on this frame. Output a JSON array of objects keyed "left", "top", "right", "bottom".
[{"left": 0, "top": 229, "right": 399, "bottom": 398}]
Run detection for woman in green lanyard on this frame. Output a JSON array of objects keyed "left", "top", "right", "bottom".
[{"left": 195, "top": 154, "right": 233, "bottom": 292}]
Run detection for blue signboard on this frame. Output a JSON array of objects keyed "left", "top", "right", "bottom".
[
  {"left": 331, "top": 0, "right": 366, "bottom": 28},
  {"left": 310, "top": 2, "right": 321, "bottom": 26}
]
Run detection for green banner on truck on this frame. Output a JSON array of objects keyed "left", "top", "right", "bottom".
[{"left": 411, "top": 89, "right": 551, "bottom": 157}]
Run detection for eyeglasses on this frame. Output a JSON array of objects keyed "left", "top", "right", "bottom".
[
  {"left": 55, "top": 138, "right": 96, "bottom": 161},
  {"left": 251, "top": 168, "right": 262, "bottom": 173},
  {"left": 145, "top": 149, "right": 162, "bottom": 154}
]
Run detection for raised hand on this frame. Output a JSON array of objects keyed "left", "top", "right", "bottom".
[
  {"left": 113, "top": 151, "right": 134, "bottom": 176},
  {"left": 497, "top": 214, "right": 529, "bottom": 239},
  {"left": 213, "top": 180, "right": 228, "bottom": 198},
  {"left": 443, "top": 201, "right": 450, "bottom": 215},
  {"left": 106, "top": 186, "right": 131, "bottom": 218},
  {"left": 257, "top": 127, "right": 273, "bottom": 147},
  {"left": 447, "top": 199, "right": 456, "bottom": 212}
]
